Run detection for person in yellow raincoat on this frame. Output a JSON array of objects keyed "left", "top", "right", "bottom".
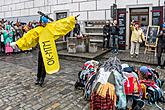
[
  {"left": 10, "top": 15, "right": 76, "bottom": 86},
  {"left": 130, "top": 21, "right": 145, "bottom": 58},
  {"left": 34, "top": 16, "right": 48, "bottom": 86}
]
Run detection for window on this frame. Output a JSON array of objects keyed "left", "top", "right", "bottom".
[{"left": 56, "top": 12, "right": 67, "bottom": 20}]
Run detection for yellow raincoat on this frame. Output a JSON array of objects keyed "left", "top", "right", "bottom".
[
  {"left": 130, "top": 25, "right": 145, "bottom": 43},
  {"left": 16, "top": 16, "right": 76, "bottom": 74}
]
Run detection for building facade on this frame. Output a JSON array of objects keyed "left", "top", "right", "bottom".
[{"left": 0, "top": 0, "right": 164, "bottom": 49}]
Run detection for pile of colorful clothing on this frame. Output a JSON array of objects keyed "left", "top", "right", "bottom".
[
  {"left": 76, "top": 57, "right": 165, "bottom": 110},
  {"left": 139, "top": 66, "right": 165, "bottom": 105},
  {"left": 91, "top": 57, "right": 127, "bottom": 110},
  {"left": 75, "top": 60, "right": 99, "bottom": 100}
]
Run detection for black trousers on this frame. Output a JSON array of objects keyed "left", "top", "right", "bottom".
[
  {"left": 0, "top": 42, "right": 5, "bottom": 53},
  {"left": 157, "top": 46, "right": 165, "bottom": 67},
  {"left": 103, "top": 35, "right": 110, "bottom": 48},
  {"left": 37, "top": 51, "right": 46, "bottom": 81}
]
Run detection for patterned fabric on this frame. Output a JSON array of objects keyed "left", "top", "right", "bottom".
[
  {"left": 91, "top": 58, "right": 127, "bottom": 109},
  {"left": 111, "top": 70, "right": 127, "bottom": 109},
  {"left": 75, "top": 60, "right": 99, "bottom": 100},
  {"left": 90, "top": 92, "right": 116, "bottom": 110},
  {"left": 79, "top": 60, "right": 98, "bottom": 86},
  {"left": 3, "top": 25, "right": 14, "bottom": 45},
  {"left": 84, "top": 74, "right": 97, "bottom": 100},
  {"left": 101, "top": 57, "right": 122, "bottom": 72}
]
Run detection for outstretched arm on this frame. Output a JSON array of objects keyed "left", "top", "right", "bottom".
[
  {"left": 11, "top": 16, "right": 76, "bottom": 51},
  {"left": 13, "top": 26, "right": 44, "bottom": 51},
  {"left": 45, "top": 16, "right": 76, "bottom": 40}
]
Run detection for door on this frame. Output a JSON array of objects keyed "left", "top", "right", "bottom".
[{"left": 130, "top": 8, "right": 149, "bottom": 47}]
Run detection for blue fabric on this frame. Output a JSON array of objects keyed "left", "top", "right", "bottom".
[
  {"left": 162, "top": 23, "right": 165, "bottom": 28},
  {"left": 112, "top": 35, "right": 118, "bottom": 52},
  {"left": 113, "top": 70, "right": 126, "bottom": 109},
  {"left": 139, "top": 66, "right": 151, "bottom": 75},
  {"left": 123, "top": 67, "right": 133, "bottom": 73}
]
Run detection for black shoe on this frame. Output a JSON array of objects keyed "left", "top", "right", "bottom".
[
  {"left": 74, "top": 81, "right": 85, "bottom": 89},
  {"left": 39, "top": 79, "right": 44, "bottom": 87},
  {"left": 135, "top": 54, "right": 139, "bottom": 58},
  {"left": 35, "top": 79, "right": 40, "bottom": 85},
  {"left": 39, "top": 82, "right": 43, "bottom": 87},
  {"left": 159, "top": 97, "right": 165, "bottom": 103},
  {"left": 133, "top": 99, "right": 145, "bottom": 110}
]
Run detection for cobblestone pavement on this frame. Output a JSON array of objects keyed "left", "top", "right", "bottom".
[
  {"left": 102, "top": 49, "right": 165, "bottom": 65},
  {"left": 0, "top": 51, "right": 88, "bottom": 110},
  {"left": 0, "top": 50, "right": 164, "bottom": 110}
]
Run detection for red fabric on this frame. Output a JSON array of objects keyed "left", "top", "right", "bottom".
[
  {"left": 140, "top": 80, "right": 156, "bottom": 88},
  {"left": 83, "top": 63, "right": 94, "bottom": 70},
  {"left": 124, "top": 77, "right": 134, "bottom": 95},
  {"left": 134, "top": 22, "right": 139, "bottom": 25},
  {"left": 90, "top": 92, "right": 116, "bottom": 110}
]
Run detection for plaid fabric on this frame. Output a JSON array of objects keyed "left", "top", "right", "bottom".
[{"left": 90, "top": 92, "right": 116, "bottom": 110}]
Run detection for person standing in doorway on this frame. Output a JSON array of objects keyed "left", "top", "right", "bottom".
[
  {"left": 103, "top": 20, "right": 111, "bottom": 50},
  {"left": 130, "top": 21, "right": 145, "bottom": 58},
  {"left": 111, "top": 20, "right": 119, "bottom": 53}
]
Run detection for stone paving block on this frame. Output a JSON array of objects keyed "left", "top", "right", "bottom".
[
  {"left": 45, "top": 107, "right": 52, "bottom": 110},
  {"left": 4, "top": 106, "right": 12, "bottom": 110},
  {"left": 51, "top": 102, "right": 60, "bottom": 109},
  {"left": 0, "top": 99, "right": 4, "bottom": 107},
  {"left": 17, "top": 108, "right": 25, "bottom": 110},
  {"left": 19, "top": 103, "right": 26, "bottom": 108},
  {"left": 32, "top": 104, "right": 42, "bottom": 110},
  {"left": 23, "top": 108, "right": 34, "bottom": 110},
  {"left": 63, "top": 103, "right": 75, "bottom": 110},
  {"left": 59, "top": 89, "right": 72, "bottom": 95},
  {"left": 48, "top": 95, "right": 59, "bottom": 102}
]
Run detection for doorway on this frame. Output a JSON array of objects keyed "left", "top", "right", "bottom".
[{"left": 129, "top": 8, "right": 149, "bottom": 47}]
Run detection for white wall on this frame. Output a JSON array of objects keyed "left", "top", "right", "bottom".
[{"left": 0, "top": 0, "right": 164, "bottom": 21}]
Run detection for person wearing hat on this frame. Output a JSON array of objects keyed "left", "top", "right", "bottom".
[
  {"left": 139, "top": 66, "right": 165, "bottom": 103},
  {"left": 130, "top": 21, "right": 145, "bottom": 58},
  {"left": 12, "top": 16, "right": 49, "bottom": 86}
]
